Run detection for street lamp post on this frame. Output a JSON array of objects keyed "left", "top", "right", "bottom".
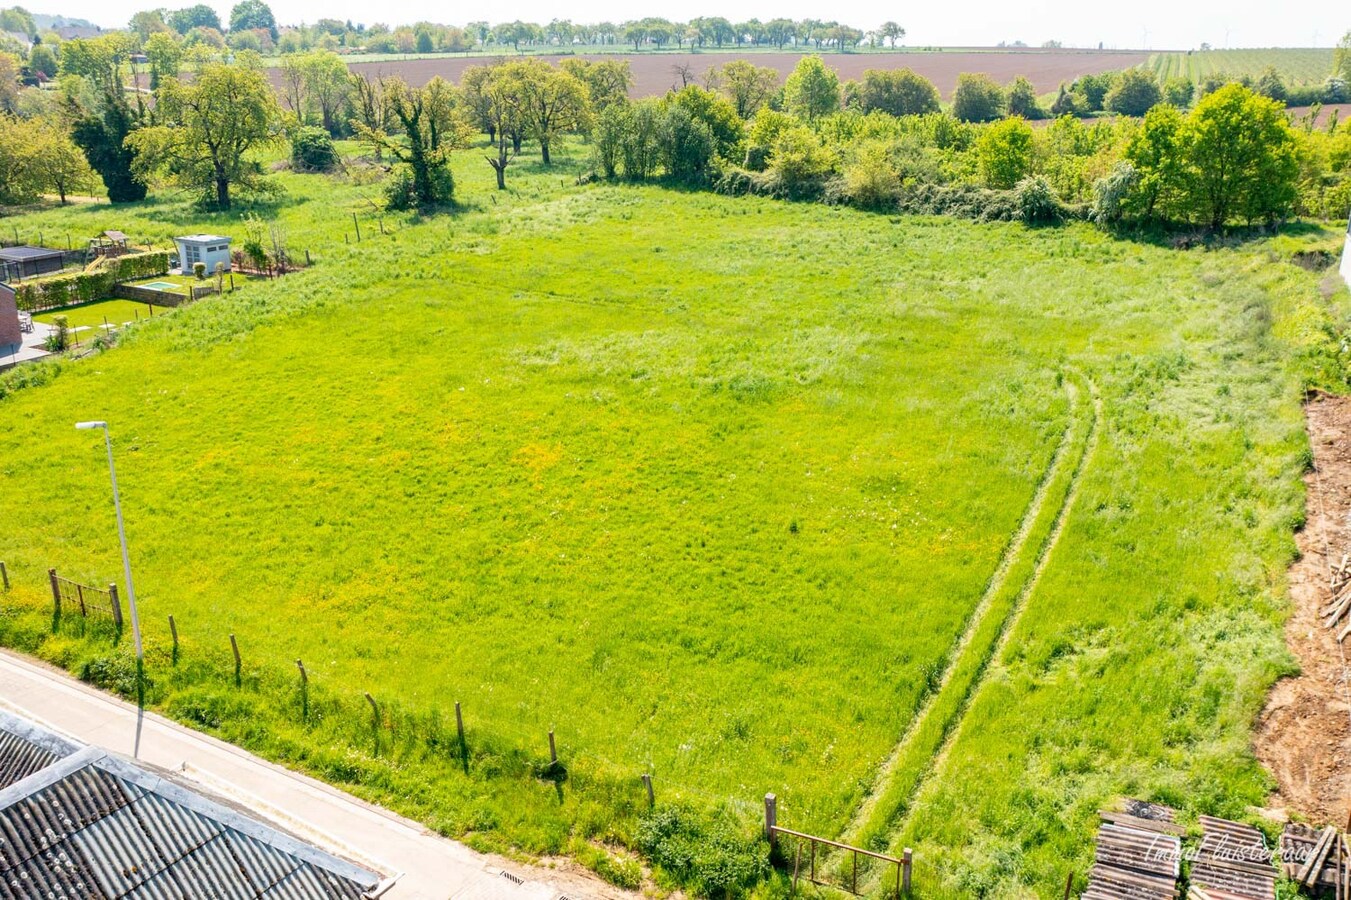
[{"left": 76, "top": 421, "right": 142, "bottom": 661}]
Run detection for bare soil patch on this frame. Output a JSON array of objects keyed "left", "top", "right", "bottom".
[
  {"left": 308, "top": 49, "right": 1149, "bottom": 99},
  {"left": 1257, "top": 392, "right": 1351, "bottom": 824}
]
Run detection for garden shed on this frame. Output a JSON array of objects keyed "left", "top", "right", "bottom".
[
  {"left": 175, "top": 234, "right": 233, "bottom": 274},
  {"left": 0, "top": 246, "right": 65, "bottom": 281}
]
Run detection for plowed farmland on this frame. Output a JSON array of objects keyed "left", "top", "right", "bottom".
[{"left": 300, "top": 48, "right": 1151, "bottom": 98}]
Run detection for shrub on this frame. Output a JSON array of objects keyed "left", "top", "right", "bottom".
[
  {"left": 1162, "top": 77, "right": 1195, "bottom": 108},
  {"left": 977, "top": 117, "right": 1035, "bottom": 189},
  {"left": 660, "top": 106, "right": 716, "bottom": 184},
  {"left": 1006, "top": 76, "right": 1044, "bottom": 119},
  {"left": 855, "top": 68, "right": 941, "bottom": 118},
  {"left": 765, "top": 124, "right": 835, "bottom": 198},
  {"left": 1105, "top": 69, "right": 1162, "bottom": 116},
  {"left": 637, "top": 805, "right": 768, "bottom": 898},
  {"left": 1091, "top": 162, "right": 1140, "bottom": 224},
  {"left": 1015, "top": 175, "right": 1065, "bottom": 224},
  {"left": 839, "top": 141, "right": 902, "bottom": 209},
  {"left": 43, "top": 315, "right": 69, "bottom": 352},
  {"left": 952, "top": 73, "right": 1005, "bottom": 122},
  {"left": 193, "top": 261, "right": 207, "bottom": 280},
  {"left": 290, "top": 126, "right": 338, "bottom": 172}
]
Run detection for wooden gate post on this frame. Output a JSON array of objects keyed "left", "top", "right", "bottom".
[
  {"left": 108, "top": 583, "right": 123, "bottom": 629},
  {"left": 764, "top": 793, "right": 778, "bottom": 845},
  {"left": 48, "top": 568, "right": 60, "bottom": 616}
]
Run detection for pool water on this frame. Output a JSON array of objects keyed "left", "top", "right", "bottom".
[{"left": 141, "top": 281, "right": 181, "bottom": 291}]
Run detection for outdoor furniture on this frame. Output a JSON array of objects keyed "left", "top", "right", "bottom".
[{"left": 17, "top": 311, "right": 32, "bottom": 333}]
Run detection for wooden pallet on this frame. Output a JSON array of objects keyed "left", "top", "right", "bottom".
[{"left": 1189, "top": 816, "right": 1276, "bottom": 900}]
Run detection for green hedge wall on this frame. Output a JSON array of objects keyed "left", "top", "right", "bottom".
[{"left": 14, "top": 252, "right": 169, "bottom": 312}]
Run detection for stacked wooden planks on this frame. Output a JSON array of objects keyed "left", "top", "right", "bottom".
[
  {"left": 1085, "top": 802, "right": 1183, "bottom": 900},
  {"left": 1281, "top": 824, "right": 1351, "bottom": 897},
  {"left": 1187, "top": 816, "right": 1276, "bottom": 900},
  {"left": 1323, "top": 553, "right": 1351, "bottom": 641}
]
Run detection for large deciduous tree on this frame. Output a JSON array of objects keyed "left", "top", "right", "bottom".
[
  {"left": 853, "top": 68, "right": 939, "bottom": 117},
  {"left": 976, "top": 116, "right": 1034, "bottom": 189},
  {"left": 229, "top": 0, "right": 276, "bottom": 39},
  {"left": 705, "top": 59, "right": 778, "bottom": 119},
  {"left": 62, "top": 35, "right": 149, "bottom": 202},
  {"left": 1182, "top": 83, "right": 1297, "bottom": 227},
  {"left": 127, "top": 60, "right": 280, "bottom": 208},
  {"left": 355, "top": 76, "right": 469, "bottom": 208},
  {"left": 168, "top": 4, "right": 222, "bottom": 34},
  {"left": 1104, "top": 68, "right": 1162, "bottom": 116},
  {"left": 952, "top": 72, "right": 1005, "bottom": 122},
  {"left": 783, "top": 55, "right": 839, "bottom": 122},
  {"left": 510, "top": 58, "right": 589, "bottom": 164}
]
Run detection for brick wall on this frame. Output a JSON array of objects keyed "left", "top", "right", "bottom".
[{"left": 0, "top": 284, "right": 19, "bottom": 348}]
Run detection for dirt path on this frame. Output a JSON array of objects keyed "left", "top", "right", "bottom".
[{"left": 1257, "top": 392, "right": 1351, "bottom": 825}]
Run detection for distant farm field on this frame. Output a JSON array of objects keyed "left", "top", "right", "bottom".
[
  {"left": 1149, "top": 48, "right": 1337, "bottom": 85},
  {"left": 0, "top": 142, "right": 1344, "bottom": 894},
  {"left": 319, "top": 48, "right": 1151, "bottom": 98}
]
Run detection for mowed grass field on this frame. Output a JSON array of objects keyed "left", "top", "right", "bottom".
[
  {"left": 0, "top": 142, "right": 1345, "bottom": 895},
  {"left": 1149, "top": 48, "right": 1337, "bottom": 85}
]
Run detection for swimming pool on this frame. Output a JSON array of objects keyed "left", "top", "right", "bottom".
[{"left": 141, "top": 281, "right": 182, "bottom": 291}]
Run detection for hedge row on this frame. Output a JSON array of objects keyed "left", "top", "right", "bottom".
[{"left": 14, "top": 252, "right": 170, "bottom": 312}]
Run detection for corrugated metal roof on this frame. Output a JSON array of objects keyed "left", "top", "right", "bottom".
[
  {"left": 0, "top": 713, "right": 79, "bottom": 791},
  {"left": 0, "top": 712, "right": 380, "bottom": 899}
]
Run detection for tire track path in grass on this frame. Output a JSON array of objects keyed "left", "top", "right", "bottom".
[
  {"left": 881, "top": 376, "right": 1101, "bottom": 865},
  {"left": 837, "top": 371, "right": 1097, "bottom": 862}
]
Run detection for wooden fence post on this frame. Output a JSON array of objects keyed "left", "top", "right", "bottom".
[
  {"left": 365, "top": 692, "right": 379, "bottom": 725},
  {"left": 902, "top": 848, "right": 912, "bottom": 895},
  {"left": 1062, "top": 871, "right": 1074, "bottom": 900},
  {"left": 0, "top": 561, "right": 8, "bottom": 591},
  {"left": 764, "top": 793, "right": 777, "bottom": 845},
  {"left": 48, "top": 568, "right": 60, "bottom": 616},
  {"left": 297, "top": 660, "right": 309, "bottom": 718},
  {"left": 642, "top": 773, "right": 654, "bottom": 807},
  {"left": 353, "top": 213, "right": 361, "bottom": 242},
  {"left": 168, "top": 615, "right": 178, "bottom": 660},
  {"left": 229, "top": 633, "right": 241, "bottom": 685},
  {"left": 108, "top": 583, "right": 122, "bottom": 629},
  {"left": 455, "top": 701, "right": 465, "bottom": 744},
  {"left": 548, "top": 728, "right": 557, "bottom": 764}
]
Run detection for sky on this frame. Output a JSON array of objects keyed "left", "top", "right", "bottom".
[{"left": 44, "top": 0, "right": 1351, "bottom": 50}]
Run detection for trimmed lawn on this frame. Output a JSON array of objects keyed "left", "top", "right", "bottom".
[{"left": 34, "top": 298, "right": 167, "bottom": 331}]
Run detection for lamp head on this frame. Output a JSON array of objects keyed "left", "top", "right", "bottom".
[{"left": 75, "top": 421, "right": 107, "bottom": 430}]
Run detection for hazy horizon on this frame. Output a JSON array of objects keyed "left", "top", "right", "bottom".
[{"left": 30, "top": 0, "right": 1351, "bottom": 52}]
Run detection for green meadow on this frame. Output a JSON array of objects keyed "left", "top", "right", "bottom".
[{"left": 0, "top": 141, "right": 1346, "bottom": 895}]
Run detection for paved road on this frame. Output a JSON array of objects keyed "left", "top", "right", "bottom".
[{"left": 0, "top": 648, "right": 625, "bottom": 900}]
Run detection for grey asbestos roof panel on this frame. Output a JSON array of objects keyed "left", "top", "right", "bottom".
[{"left": 0, "top": 712, "right": 379, "bottom": 899}]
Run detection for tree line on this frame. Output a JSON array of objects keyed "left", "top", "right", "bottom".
[
  {"left": 0, "top": 2, "right": 904, "bottom": 59},
  {"left": 0, "top": 32, "right": 1348, "bottom": 230}
]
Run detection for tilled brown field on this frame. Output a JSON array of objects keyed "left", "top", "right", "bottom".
[{"left": 288, "top": 49, "right": 1150, "bottom": 99}]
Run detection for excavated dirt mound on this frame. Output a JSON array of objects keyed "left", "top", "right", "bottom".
[{"left": 1257, "top": 392, "right": 1351, "bottom": 824}]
